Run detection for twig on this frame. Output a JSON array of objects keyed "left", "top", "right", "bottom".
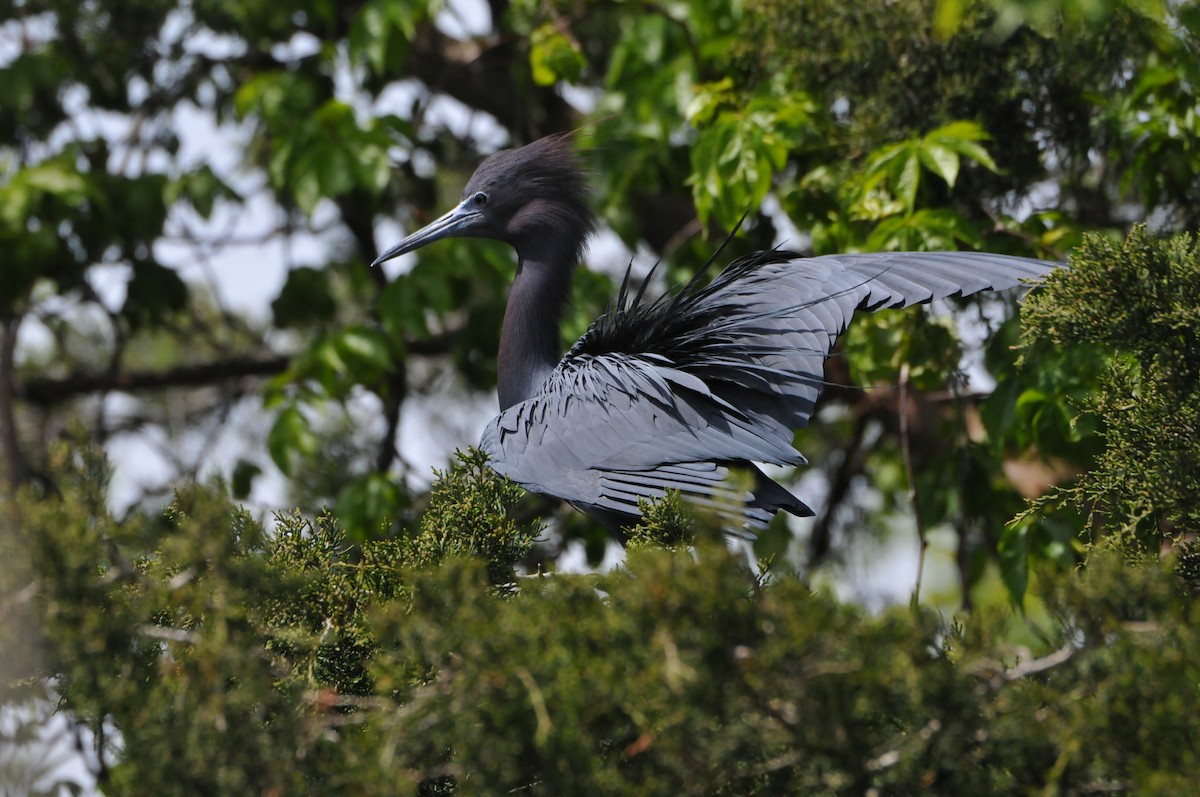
[
  {"left": 970, "top": 643, "right": 1079, "bottom": 691},
  {"left": 1000, "top": 643, "right": 1076, "bottom": 682},
  {"left": 137, "top": 625, "right": 199, "bottom": 644}
]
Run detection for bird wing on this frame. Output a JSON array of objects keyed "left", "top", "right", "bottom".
[
  {"left": 482, "top": 250, "right": 1057, "bottom": 525},
  {"left": 666, "top": 250, "right": 1056, "bottom": 434},
  {"left": 481, "top": 351, "right": 808, "bottom": 526}
]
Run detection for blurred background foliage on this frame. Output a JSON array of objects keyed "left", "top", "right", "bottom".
[{"left": 2, "top": 0, "right": 1200, "bottom": 792}]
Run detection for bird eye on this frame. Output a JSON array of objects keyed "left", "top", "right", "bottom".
[{"left": 472, "top": 191, "right": 488, "bottom": 207}]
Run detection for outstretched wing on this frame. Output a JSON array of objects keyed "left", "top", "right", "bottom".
[
  {"left": 482, "top": 351, "right": 810, "bottom": 528},
  {"left": 482, "top": 250, "right": 1057, "bottom": 527}
]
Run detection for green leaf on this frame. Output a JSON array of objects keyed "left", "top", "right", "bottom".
[
  {"left": 167, "top": 165, "right": 240, "bottom": 219},
  {"left": 895, "top": 149, "right": 921, "bottom": 212},
  {"left": 267, "top": 404, "right": 318, "bottom": 477},
  {"left": 20, "top": 160, "right": 90, "bottom": 197},
  {"left": 529, "top": 24, "right": 585, "bottom": 86},
  {"left": 685, "top": 78, "right": 736, "bottom": 125},
  {"left": 291, "top": 168, "right": 323, "bottom": 216},
  {"left": 997, "top": 520, "right": 1031, "bottom": 605},
  {"left": 688, "top": 88, "right": 818, "bottom": 229},
  {"left": 929, "top": 121, "right": 998, "bottom": 172},
  {"left": 350, "top": 2, "right": 390, "bottom": 73},
  {"left": 333, "top": 326, "right": 394, "bottom": 385},
  {"left": 917, "top": 142, "right": 960, "bottom": 188}
]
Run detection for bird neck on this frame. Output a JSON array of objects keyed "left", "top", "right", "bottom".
[{"left": 498, "top": 255, "right": 573, "bottom": 410}]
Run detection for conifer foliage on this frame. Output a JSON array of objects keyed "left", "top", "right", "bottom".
[{"left": 6, "top": 229, "right": 1200, "bottom": 797}]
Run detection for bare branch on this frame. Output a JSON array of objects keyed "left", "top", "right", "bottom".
[{"left": 17, "top": 355, "right": 294, "bottom": 406}]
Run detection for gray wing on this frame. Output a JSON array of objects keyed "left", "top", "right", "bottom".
[
  {"left": 483, "top": 251, "right": 1058, "bottom": 527},
  {"left": 482, "top": 352, "right": 808, "bottom": 528}
]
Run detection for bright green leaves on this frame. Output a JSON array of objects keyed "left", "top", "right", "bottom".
[
  {"left": 236, "top": 74, "right": 401, "bottom": 214},
  {"left": 266, "top": 322, "right": 394, "bottom": 478},
  {"left": 232, "top": 8, "right": 429, "bottom": 213},
  {"left": 286, "top": 325, "right": 396, "bottom": 400},
  {"left": 335, "top": 326, "right": 395, "bottom": 389},
  {"left": 530, "top": 24, "right": 586, "bottom": 86},
  {"left": 864, "top": 208, "right": 984, "bottom": 252},
  {"left": 597, "top": 0, "right": 745, "bottom": 143},
  {"left": 0, "top": 158, "right": 91, "bottom": 226},
  {"left": 687, "top": 83, "right": 817, "bottom": 229},
  {"left": 277, "top": 101, "right": 397, "bottom": 215},
  {"left": 1129, "top": 56, "right": 1199, "bottom": 201},
  {"left": 852, "top": 121, "right": 998, "bottom": 249},
  {"left": 268, "top": 403, "right": 320, "bottom": 478},
  {"left": 685, "top": 93, "right": 999, "bottom": 248}
]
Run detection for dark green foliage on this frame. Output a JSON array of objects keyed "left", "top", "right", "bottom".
[
  {"left": 15, "top": 447, "right": 320, "bottom": 796},
  {"left": 3, "top": 445, "right": 539, "bottom": 794},
  {"left": 1021, "top": 228, "right": 1200, "bottom": 545},
  {"left": 626, "top": 490, "right": 700, "bottom": 551},
  {"left": 7, "top": 442, "right": 1200, "bottom": 795},
  {"left": 415, "top": 447, "right": 541, "bottom": 584}
]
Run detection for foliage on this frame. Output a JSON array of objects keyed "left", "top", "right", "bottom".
[
  {"left": 1020, "top": 228, "right": 1200, "bottom": 545},
  {"left": 4, "top": 2, "right": 1200, "bottom": 791},
  {"left": 5, "top": 445, "right": 1200, "bottom": 795},
  {"left": 412, "top": 447, "right": 541, "bottom": 583}
]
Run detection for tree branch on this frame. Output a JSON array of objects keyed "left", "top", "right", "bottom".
[
  {"left": 17, "top": 334, "right": 458, "bottom": 407},
  {"left": 17, "top": 355, "right": 293, "bottom": 406}
]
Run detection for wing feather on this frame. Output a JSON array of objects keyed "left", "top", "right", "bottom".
[{"left": 484, "top": 250, "right": 1060, "bottom": 529}]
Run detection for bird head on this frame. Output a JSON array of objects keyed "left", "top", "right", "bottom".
[{"left": 372, "top": 135, "right": 596, "bottom": 269}]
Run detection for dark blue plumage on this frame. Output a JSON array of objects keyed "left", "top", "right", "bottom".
[{"left": 374, "top": 135, "right": 1060, "bottom": 532}]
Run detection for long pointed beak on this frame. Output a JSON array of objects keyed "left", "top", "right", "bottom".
[{"left": 371, "top": 199, "right": 483, "bottom": 267}]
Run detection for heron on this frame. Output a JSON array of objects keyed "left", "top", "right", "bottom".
[{"left": 373, "top": 135, "right": 1058, "bottom": 531}]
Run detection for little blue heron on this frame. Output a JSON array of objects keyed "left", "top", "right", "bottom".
[{"left": 374, "top": 135, "right": 1058, "bottom": 530}]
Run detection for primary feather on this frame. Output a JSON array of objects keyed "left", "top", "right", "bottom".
[
  {"left": 373, "top": 136, "right": 1060, "bottom": 533},
  {"left": 482, "top": 247, "right": 1053, "bottom": 529}
]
